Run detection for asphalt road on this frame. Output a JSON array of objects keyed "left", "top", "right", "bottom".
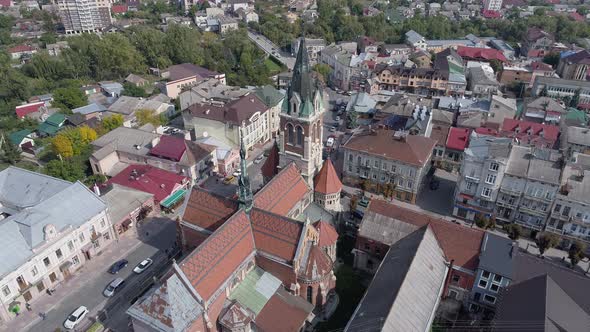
[
  {"left": 28, "top": 220, "right": 177, "bottom": 332},
  {"left": 247, "top": 30, "right": 295, "bottom": 69}
]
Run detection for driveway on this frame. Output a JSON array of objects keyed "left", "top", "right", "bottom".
[{"left": 15, "top": 218, "right": 177, "bottom": 332}]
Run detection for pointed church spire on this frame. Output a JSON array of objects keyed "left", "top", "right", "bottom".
[
  {"left": 294, "top": 26, "right": 310, "bottom": 76},
  {"left": 282, "top": 28, "right": 317, "bottom": 115},
  {"left": 237, "top": 129, "right": 253, "bottom": 213}
]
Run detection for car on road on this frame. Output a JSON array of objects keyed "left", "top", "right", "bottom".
[
  {"left": 223, "top": 176, "right": 235, "bottom": 185},
  {"left": 64, "top": 306, "right": 88, "bottom": 330},
  {"left": 233, "top": 169, "right": 242, "bottom": 177},
  {"left": 429, "top": 179, "right": 440, "bottom": 190},
  {"left": 330, "top": 126, "right": 337, "bottom": 132},
  {"left": 345, "top": 91, "right": 353, "bottom": 96},
  {"left": 103, "top": 278, "right": 125, "bottom": 297},
  {"left": 326, "top": 137, "right": 335, "bottom": 147},
  {"left": 335, "top": 116, "right": 341, "bottom": 122},
  {"left": 108, "top": 259, "right": 128, "bottom": 274},
  {"left": 254, "top": 155, "right": 264, "bottom": 164},
  {"left": 133, "top": 258, "right": 153, "bottom": 274}
]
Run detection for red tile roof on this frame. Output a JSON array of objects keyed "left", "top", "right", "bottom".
[
  {"left": 108, "top": 164, "right": 188, "bottom": 202},
  {"left": 180, "top": 211, "right": 255, "bottom": 301},
  {"left": 254, "top": 163, "right": 311, "bottom": 216},
  {"left": 111, "top": 4, "right": 128, "bottom": 13},
  {"left": 500, "top": 118, "right": 560, "bottom": 148},
  {"left": 250, "top": 208, "right": 303, "bottom": 262},
  {"left": 182, "top": 188, "right": 239, "bottom": 232},
  {"left": 314, "top": 159, "right": 342, "bottom": 195},
  {"left": 446, "top": 127, "right": 471, "bottom": 151},
  {"left": 569, "top": 12, "right": 585, "bottom": 22},
  {"left": 313, "top": 220, "right": 338, "bottom": 248},
  {"left": 8, "top": 45, "right": 34, "bottom": 54},
  {"left": 149, "top": 135, "right": 186, "bottom": 162},
  {"left": 343, "top": 129, "right": 436, "bottom": 167},
  {"left": 0, "top": 0, "right": 11, "bottom": 7},
  {"left": 300, "top": 245, "right": 333, "bottom": 281},
  {"left": 482, "top": 10, "right": 501, "bottom": 19},
  {"left": 255, "top": 289, "right": 313, "bottom": 332},
  {"left": 15, "top": 101, "right": 44, "bottom": 118},
  {"left": 367, "top": 199, "right": 484, "bottom": 270},
  {"left": 457, "top": 46, "right": 507, "bottom": 62}
]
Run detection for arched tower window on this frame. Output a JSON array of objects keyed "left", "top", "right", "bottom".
[
  {"left": 287, "top": 123, "right": 294, "bottom": 145},
  {"left": 292, "top": 101, "right": 298, "bottom": 114},
  {"left": 311, "top": 123, "right": 317, "bottom": 142},
  {"left": 307, "top": 286, "right": 313, "bottom": 303},
  {"left": 316, "top": 120, "right": 321, "bottom": 141},
  {"left": 296, "top": 126, "right": 304, "bottom": 146}
]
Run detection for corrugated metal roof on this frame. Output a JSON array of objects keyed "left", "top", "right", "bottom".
[{"left": 228, "top": 267, "right": 280, "bottom": 315}]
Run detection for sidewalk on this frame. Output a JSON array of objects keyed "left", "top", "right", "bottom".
[{"left": 1, "top": 218, "right": 172, "bottom": 332}]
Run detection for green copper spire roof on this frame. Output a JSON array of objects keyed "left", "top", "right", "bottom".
[{"left": 237, "top": 129, "right": 253, "bottom": 213}]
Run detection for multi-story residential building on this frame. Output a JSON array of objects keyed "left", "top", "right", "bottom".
[
  {"left": 0, "top": 167, "right": 114, "bottom": 323},
  {"left": 500, "top": 118, "right": 560, "bottom": 149},
  {"left": 255, "top": 85, "right": 285, "bottom": 138},
  {"left": 444, "top": 127, "right": 471, "bottom": 173},
  {"left": 499, "top": 62, "right": 555, "bottom": 88},
  {"left": 291, "top": 37, "right": 326, "bottom": 65},
  {"left": 486, "top": 95, "right": 517, "bottom": 129},
  {"left": 546, "top": 153, "right": 590, "bottom": 243},
  {"left": 342, "top": 129, "right": 436, "bottom": 204},
  {"left": 469, "top": 232, "right": 515, "bottom": 313},
  {"left": 161, "top": 63, "right": 226, "bottom": 99},
  {"left": 523, "top": 28, "right": 555, "bottom": 58},
  {"left": 89, "top": 127, "right": 217, "bottom": 184},
  {"left": 57, "top": 0, "right": 112, "bottom": 34},
  {"left": 373, "top": 64, "right": 450, "bottom": 96},
  {"left": 557, "top": 50, "right": 590, "bottom": 81},
  {"left": 522, "top": 96, "right": 565, "bottom": 125},
  {"left": 564, "top": 126, "right": 590, "bottom": 157},
  {"left": 435, "top": 48, "right": 467, "bottom": 96},
  {"left": 495, "top": 146, "right": 561, "bottom": 230},
  {"left": 532, "top": 76, "right": 590, "bottom": 105},
  {"left": 319, "top": 43, "right": 359, "bottom": 91},
  {"left": 483, "top": 0, "right": 503, "bottom": 11},
  {"left": 453, "top": 132, "right": 512, "bottom": 221},
  {"left": 183, "top": 93, "right": 270, "bottom": 156},
  {"left": 468, "top": 66, "right": 500, "bottom": 97}
]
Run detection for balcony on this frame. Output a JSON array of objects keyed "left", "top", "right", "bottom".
[
  {"left": 16, "top": 276, "right": 32, "bottom": 293},
  {"left": 499, "top": 187, "right": 521, "bottom": 196},
  {"left": 465, "top": 175, "right": 480, "bottom": 182},
  {"left": 518, "top": 205, "right": 548, "bottom": 217},
  {"left": 496, "top": 199, "right": 517, "bottom": 209}
]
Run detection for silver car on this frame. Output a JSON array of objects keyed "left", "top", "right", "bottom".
[{"left": 103, "top": 278, "right": 125, "bottom": 297}]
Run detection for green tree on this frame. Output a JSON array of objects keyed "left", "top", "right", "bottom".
[
  {"left": 52, "top": 87, "right": 87, "bottom": 112},
  {"left": 122, "top": 82, "right": 147, "bottom": 97},
  {"left": 136, "top": 109, "right": 162, "bottom": 127},
  {"left": 126, "top": 26, "right": 171, "bottom": 69},
  {"left": 52, "top": 134, "right": 74, "bottom": 158},
  {"left": 570, "top": 88, "right": 581, "bottom": 108},
  {"left": 45, "top": 159, "right": 86, "bottom": 182},
  {"left": 313, "top": 63, "right": 332, "bottom": 82},
  {"left": 543, "top": 53, "right": 560, "bottom": 67},
  {"left": 165, "top": 24, "right": 204, "bottom": 65},
  {"left": 540, "top": 85, "right": 548, "bottom": 97},
  {"left": 568, "top": 240, "right": 586, "bottom": 268},
  {"left": 504, "top": 224, "right": 522, "bottom": 241},
  {"left": 536, "top": 232, "right": 559, "bottom": 257},
  {"left": 2, "top": 136, "right": 22, "bottom": 165},
  {"left": 101, "top": 114, "right": 124, "bottom": 132},
  {"left": 489, "top": 59, "right": 503, "bottom": 74}
]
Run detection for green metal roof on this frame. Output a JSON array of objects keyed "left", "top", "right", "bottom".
[
  {"left": 255, "top": 85, "right": 284, "bottom": 107},
  {"left": 45, "top": 113, "right": 66, "bottom": 126},
  {"left": 565, "top": 107, "right": 588, "bottom": 126},
  {"left": 160, "top": 189, "right": 186, "bottom": 208},
  {"left": 37, "top": 122, "right": 60, "bottom": 136},
  {"left": 8, "top": 130, "right": 32, "bottom": 145},
  {"left": 228, "top": 267, "right": 281, "bottom": 315}
]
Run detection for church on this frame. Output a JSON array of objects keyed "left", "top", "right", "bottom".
[{"left": 127, "top": 38, "right": 343, "bottom": 332}]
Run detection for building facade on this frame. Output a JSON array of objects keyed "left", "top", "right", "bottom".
[
  {"left": 557, "top": 50, "right": 590, "bottom": 81},
  {"left": 57, "top": 0, "right": 111, "bottom": 34},
  {"left": 292, "top": 37, "right": 326, "bottom": 65}
]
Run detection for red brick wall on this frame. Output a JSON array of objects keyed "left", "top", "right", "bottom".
[
  {"left": 181, "top": 226, "right": 210, "bottom": 252},
  {"left": 256, "top": 255, "right": 297, "bottom": 286},
  {"left": 355, "top": 236, "right": 389, "bottom": 260},
  {"left": 446, "top": 269, "right": 475, "bottom": 292},
  {"left": 499, "top": 69, "right": 532, "bottom": 86}
]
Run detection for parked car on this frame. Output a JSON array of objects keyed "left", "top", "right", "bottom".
[
  {"left": 429, "top": 179, "right": 440, "bottom": 190},
  {"left": 254, "top": 155, "right": 264, "bottom": 164},
  {"left": 326, "top": 137, "right": 335, "bottom": 147},
  {"left": 64, "top": 306, "right": 88, "bottom": 330},
  {"left": 103, "top": 278, "right": 125, "bottom": 297},
  {"left": 223, "top": 176, "right": 235, "bottom": 185},
  {"left": 346, "top": 91, "right": 353, "bottom": 96},
  {"left": 133, "top": 258, "right": 153, "bottom": 274},
  {"left": 108, "top": 259, "right": 128, "bottom": 274},
  {"left": 330, "top": 126, "right": 337, "bottom": 132},
  {"left": 335, "top": 116, "right": 341, "bottom": 122},
  {"left": 233, "top": 169, "right": 242, "bottom": 177}
]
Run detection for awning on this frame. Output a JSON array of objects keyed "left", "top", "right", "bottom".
[{"left": 161, "top": 189, "right": 187, "bottom": 208}]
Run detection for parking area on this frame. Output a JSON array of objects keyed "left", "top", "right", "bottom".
[{"left": 416, "top": 168, "right": 458, "bottom": 216}]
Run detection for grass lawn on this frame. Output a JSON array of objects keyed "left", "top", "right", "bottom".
[
  {"left": 316, "top": 264, "right": 367, "bottom": 332},
  {"left": 264, "top": 58, "right": 283, "bottom": 75}
]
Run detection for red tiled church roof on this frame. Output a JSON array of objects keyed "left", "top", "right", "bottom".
[
  {"left": 182, "top": 188, "right": 239, "bottom": 232},
  {"left": 180, "top": 211, "right": 255, "bottom": 301},
  {"left": 314, "top": 159, "right": 342, "bottom": 195},
  {"left": 250, "top": 208, "right": 303, "bottom": 262},
  {"left": 299, "top": 245, "right": 333, "bottom": 281},
  {"left": 313, "top": 221, "right": 338, "bottom": 248},
  {"left": 255, "top": 289, "right": 314, "bottom": 332},
  {"left": 367, "top": 199, "right": 484, "bottom": 270},
  {"left": 254, "top": 163, "right": 311, "bottom": 216}
]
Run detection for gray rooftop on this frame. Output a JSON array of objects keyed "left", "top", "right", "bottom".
[
  {"left": 405, "top": 30, "right": 424, "bottom": 44},
  {"left": 567, "top": 126, "right": 590, "bottom": 147},
  {"left": 102, "top": 184, "right": 154, "bottom": 224},
  {"left": 72, "top": 103, "right": 107, "bottom": 115},
  {"left": 91, "top": 127, "right": 160, "bottom": 160},
  {"left": 469, "top": 67, "right": 499, "bottom": 86},
  {"left": 0, "top": 167, "right": 106, "bottom": 277},
  {"left": 465, "top": 132, "right": 512, "bottom": 161},
  {"left": 345, "top": 226, "right": 447, "bottom": 332},
  {"left": 559, "top": 156, "right": 590, "bottom": 204},
  {"left": 504, "top": 146, "right": 561, "bottom": 184},
  {"left": 478, "top": 233, "right": 516, "bottom": 279}
]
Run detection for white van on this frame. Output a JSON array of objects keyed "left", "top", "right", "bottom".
[{"left": 103, "top": 278, "right": 125, "bottom": 297}]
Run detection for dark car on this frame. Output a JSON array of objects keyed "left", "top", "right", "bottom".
[
  {"left": 429, "top": 179, "right": 440, "bottom": 190},
  {"left": 108, "top": 259, "right": 128, "bottom": 274}
]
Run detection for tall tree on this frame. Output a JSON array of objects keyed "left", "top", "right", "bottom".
[
  {"left": 568, "top": 241, "right": 586, "bottom": 268},
  {"left": 2, "top": 136, "right": 22, "bottom": 165},
  {"left": 536, "top": 232, "right": 559, "bottom": 257},
  {"left": 52, "top": 87, "right": 87, "bottom": 112}
]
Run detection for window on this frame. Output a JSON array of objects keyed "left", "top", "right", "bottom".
[
  {"left": 485, "top": 174, "right": 497, "bottom": 185},
  {"left": 31, "top": 266, "right": 38, "bottom": 277},
  {"left": 79, "top": 232, "right": 85, "bottom": 243},
  {"left": 2, "top": 286, "right": 10, "bottom": 297},
  {"left": 55, "top": 249, "right": 63, "bottom": 260},
  {"left": 407, "top": 180, "right": 414, "bottom": 189},
  {"left": 43, "top": 257, "right": 51, "bottom": 267},
  {"left": 562, "top": 206, "right": 571, "bottom": 216},
  {"left": 452, "top": 275, "right": 460, "bottom": 284},
  {"left": 481, "top": 271, "right": 490, "bottom": 279},
  {"left": 72, "top": 255, "right": 80, "bottom": 265},
  {"left": 348, "top": 165, "right": 352, "bottom": 172},
  {"left": 490, "top": 283, "right": 500, "bottom": 292},
  {"left": 100, "top": 219, "right": 106, "bottom": 228},
  {"left": 68, "top": 241, "right": 74, "bottom": 252},
  {"left": 481, "top": 187, "right": 492, "bottom": 198},
  {"left": 357, "top": 156, "right": 362, "bottom": 165},
  {"left": 391, "top": 165, "right": 396, "bottom": 173},
  {"left": 287, "top": 124, "right": 294, "bottom": 144},
  {"left": 483, "top": 294, "right": 496, "bottom": 304},
  {"left": 448, "top": 290, "right": 459, "bottom": 300},
  {"left": 374, "top": 160, "right": 379, "bottom": 167},
  {"left": 478, "top": 279, "right": 488, "bottom": 288},
  {"left": 493, "top": 275, "right": 503, "bottom": 283},
  {"left": 466, "top": 182, "right": 473, "bottom": 190},
  {"left": 348, "top": 154, "right": 353, "bottom": 162},
  {"left": 307, "top": 286, "right": 313, "bottom": 303},
  {"left": 554, "top": 204, "right": 562, "bottom": 212},
  {"left": 489, "top": 162, "right": 499, "bottom": 171},
  {"left": 36, "top": 282, "right": 45, "bottom": 292},
  {"left": 296, "top": 126, "right": 303, "bottom": 146}
]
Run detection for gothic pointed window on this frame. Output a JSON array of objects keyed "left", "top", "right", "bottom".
[
  {"left": 287, "top": 123, "right": 294, "bottom": 145},
  {"left": 307, "top": 286, "right": 313, "bottom": 303},
  {"left": 296, "top": 126, "right": 304, "bottom": 146}
]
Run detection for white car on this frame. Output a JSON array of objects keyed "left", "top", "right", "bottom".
[
  {"left": 326, "top": 137, "right": 335, "bottom": 147},
  {"left": 133, "top": 258, "right": 153, "bottom": 274},
  {"left": 233, "top": 169, "right": 242, "bottom": 177},
  {"left": 64, "top": 306, "right": 88, "bottom": 330}
]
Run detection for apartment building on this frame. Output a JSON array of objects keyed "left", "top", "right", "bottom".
[
  {"left": 495, "top": 146, "right": 561, "bottom": 231},
  {"left": 374, "top": 64, "right": 450, "bottom": 96},
  {"left": 546, "top": 153, "right": 590, "bottom": 243},
  {"left": 342, "top": 129, "right": 436, "bottom": 204},
  {"left": 483, "top": 0, "right": 503, "bottom": 12},
  {"left": 453, "top": 133, "right": 512, "bottom": 221},
  {"left": 57, "top": 0, "right": 112, "bottom": 34},
  {"left": 291, "top": 37, "right": 326, "bottom": 65},
  {"left": 319, "top": 44, "right": 360, "bottom": 91},
  {"left": 0, "top": 168, "right": 114, "bottom": 323},
  {"left": 532, "top": 76, "right": 590, "bottom": 105},
  {"left": 557, "top": 50, "right": 590, "bottom": 81}
]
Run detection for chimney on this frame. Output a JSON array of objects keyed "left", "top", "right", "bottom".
[{"left": 93, "top": 184, "right": 101, "bottom": 196}]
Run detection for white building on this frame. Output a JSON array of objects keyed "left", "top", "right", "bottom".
[
  {"left": 57, "top": 0, "right": 112, "bottom": 34},
  {"left": 0, "top": 168, "right": 114, "bottom": 323},
  {"left": 453, "top": 133, "right": 512, "bottom": 221},
  {"left": 483, "top": 0, "right": 503, "bottom": 12}
]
